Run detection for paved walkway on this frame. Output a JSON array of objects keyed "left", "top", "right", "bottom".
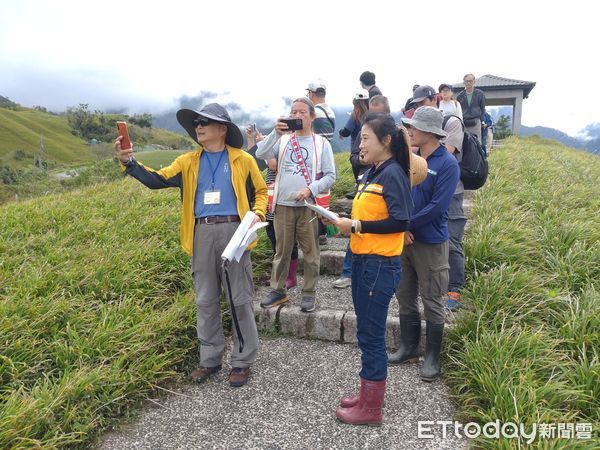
[
  {"left": 98, "top": 191, "right": 477, "bottom": 449},
  {"left": 98, "top": 338, "right": 465, "bottom": 450}
]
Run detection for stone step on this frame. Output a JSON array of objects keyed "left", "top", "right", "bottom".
[
  {"left": 297, "top": 249, "right": 346, "bottom": 276},
  {"left": 254, "top": 275, "right": 457, "bottom": 354}
]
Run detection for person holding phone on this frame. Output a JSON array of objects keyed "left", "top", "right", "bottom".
[
  {"left": 323, "top": 112, "right": 413, "bottom": 426},
  {"left": 255, "top": 97, "right": 336, "bottom": 313},
  {"left": 114, "top": 103, "right": 267, "bottom": 389}
]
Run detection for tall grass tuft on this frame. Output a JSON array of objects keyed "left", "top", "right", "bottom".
[{"left": 446, "top": 136, "right": 600, "bottom": 447}]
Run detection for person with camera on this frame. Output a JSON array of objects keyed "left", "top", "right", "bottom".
[
  {"left": 456, "top": 73, "right": 486, "bottom": 143},
  {"left": 245, "top": 125, "right": 300, "bottom": 289},
  {"left": 256, "top": 98, "right": 336, "bottom": 313},
  {"left": 114, "top": 103, "right": 267, "bottom": 388},
  {"left": 324, "top": 113, "right": 413, "bottom": 425}
]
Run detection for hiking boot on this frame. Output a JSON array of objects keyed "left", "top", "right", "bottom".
[
  {"left": 319, "top": 235, "right": 328, "bottom": 245},
  {"left": 446, "top": 292, "right": 462, "bottom": 311},
  {"left": 300, "top": 296, "right": 316, "bottom": 312},
  {"left": 285, "top": 259, "right": 298, "bottom": 290},
  {"left": 388, "top": 314, "right": 421, "bottom": 365},
  {"left": 333, "top": 277, "right": 352, "bottom": 289},
  {"left": 261, "top": 290, "right": 288, "bottom": 308},
  {"left": 420, "top": 322, "right": 444, "bottom": 382},
  {"left": 229, "top": 367, "right": 251, "bottom": 387},
  {"left": 191, "top": 365, "right": 221, "bottom": 383}
]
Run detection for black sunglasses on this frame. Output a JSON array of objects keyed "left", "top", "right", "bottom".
[{"left": 192, "top": 116, "right": 218, "bottom": 127}]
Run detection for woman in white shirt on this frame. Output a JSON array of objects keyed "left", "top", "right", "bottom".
[{"left": 438, "top": 83, "right": 463, "bottom": 120}]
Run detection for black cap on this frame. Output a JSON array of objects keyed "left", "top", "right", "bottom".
[{"left": 410, "top": 85, "right": 437, "bottom": 106}]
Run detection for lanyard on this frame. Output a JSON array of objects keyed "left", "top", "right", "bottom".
[
  {"left": 289, "top": 133, "right": 317, "bottom": 187},
  {"left": 204, "top": 149, "right": 226, "bottom": 190}
]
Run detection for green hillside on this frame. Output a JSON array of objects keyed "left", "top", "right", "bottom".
[
  {"left": 0, "top": 137, "right": 598, "bottom": 447},
  {"left": 0, "top": 108, "right": 93, "bottom": 165}
]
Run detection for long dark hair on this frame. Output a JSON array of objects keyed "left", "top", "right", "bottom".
[
  {"left": 361, "top": 112, "right": 410, "bottom": 177},
  {"left": 351, "top": 98, "right": 369, "bottom": 122}
]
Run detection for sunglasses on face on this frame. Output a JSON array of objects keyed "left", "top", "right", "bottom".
[{"left": 193, "top": 117, "right": 218, "bottom": 127}]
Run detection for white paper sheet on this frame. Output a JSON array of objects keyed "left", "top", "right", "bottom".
[
  {"left": 221, "top": 211, "right": 269, "bottom": 263},
  {"left": 303, "top": 200, "right": 340, "bottom": 223}
]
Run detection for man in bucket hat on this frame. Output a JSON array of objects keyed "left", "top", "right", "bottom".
[
  {"left": 388, "top": 106, "right": 459, "bottom": 382},
  {"left": 114, "top": 103, "right": 267, "bottom": 388},
  {"left": 407, "top": 86, "right": 467, "bottom": 311}
]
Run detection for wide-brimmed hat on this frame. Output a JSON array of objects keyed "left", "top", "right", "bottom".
[
  {"left": 398, "top": 125, "right": 427, "bottom": 186},
  {"left": 401, "top": 106, "right": 448, "bottom": 138},
  {"left": 176, "top": 103, "right": 243, "bottom": 148}
]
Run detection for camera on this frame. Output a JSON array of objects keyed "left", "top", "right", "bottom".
[
  {"left": 279, "top": 117, "right": 303, "bottom": 131},
  {"left": 250, "top": 123, "right": 257, "bottom": 134}
]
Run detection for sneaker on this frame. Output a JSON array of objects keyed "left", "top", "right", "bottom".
[
  {"left": 191, "top": 365, "right": 221, "bottom": 383},
  {"left": 333, "top": 277, "right": 352, "bottom": 289},
  {"left": 261, "top": 290, "right": 288, "bottom": 308},
  {"left": 300, "top": 296, "right": 316, "bottom": 312},
  {"left": 446, "top": 292, "right": 462, "bottom": 311},
  {"left": 319, "top": 235, "right": 328, "bottom": 245},
  {"left": 229, "top": 367, "right": 251, "bottom": 387}
]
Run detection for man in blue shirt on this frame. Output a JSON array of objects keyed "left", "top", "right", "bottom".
[{"left": 388, "top": 107, "right": 460, "bottom": 382}]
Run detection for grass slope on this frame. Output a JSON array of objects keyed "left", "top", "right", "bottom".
[
  {"left": 0, "top": 173, "right": 273, "bottom": 448},
  {"left": 446, "top": 136, "right": 600, "bottom": 447},
  {"left": 0, "top": 109, "right": 93, "bottom": 166}
]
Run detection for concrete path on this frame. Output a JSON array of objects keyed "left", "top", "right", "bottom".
[{"left": 98, "top": 338, "right": 465, "bottom": 450}]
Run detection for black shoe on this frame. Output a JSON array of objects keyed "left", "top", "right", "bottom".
[
  {"left": 345, "top": 189, "right": 357, "bottom": 199},
  {"left": 388, "top": 314, "right": 421, "bottom": 365},
  {"left": 420, "top": 322, "right": 444, "bottom": 382}
]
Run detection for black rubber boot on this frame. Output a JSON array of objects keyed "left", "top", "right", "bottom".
[
  {"left": 388, "top": 314, "right": 421, "bottom": 365},
  {"left": 420, "top": 321, "right": 444, "bottom": 381}
]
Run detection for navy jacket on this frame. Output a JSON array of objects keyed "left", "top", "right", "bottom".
[
  {"left": 409, "top": 145, "right": 460, "bottom": 244},
  {"left": 456, "top": 89, "right": 486, "bottom": 122}
]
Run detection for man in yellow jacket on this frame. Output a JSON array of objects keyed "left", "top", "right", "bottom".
[{"left": 115, "top": 103, "right": 267, "bottom": 388}]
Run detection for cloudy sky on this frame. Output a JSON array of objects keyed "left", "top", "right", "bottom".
[{"left": 1, "top": 0, "right": 597, "bottom": 136}]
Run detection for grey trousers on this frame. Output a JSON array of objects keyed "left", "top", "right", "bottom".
[
  {"left": 448, "top": 193, "right": 467, "bottom": 293},
  {"left": 272, "top": 205, "right": 320, "bottom": 297},
  {"left": 396, "top": 240, "right": 449, "bottom": 324},
  {"left": 192, "top": 221, "right": 259, "bottom": 368}
]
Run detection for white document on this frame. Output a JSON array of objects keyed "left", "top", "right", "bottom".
[
  {"left": 221, "top": 211, "right": 269, "bottom": 263},
  {"left": 303, "top": 200, "right": 340, "bottom": 223}
]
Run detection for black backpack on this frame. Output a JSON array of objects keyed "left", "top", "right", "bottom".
[{"left": 442, "top": 115, "right": 488, "bottom": 190}]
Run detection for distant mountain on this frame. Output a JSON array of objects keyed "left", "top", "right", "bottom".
[{"left": 489, "top": 106, "right": 599, "bottom": 155}]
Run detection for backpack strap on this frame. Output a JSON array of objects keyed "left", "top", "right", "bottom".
[
  {"left": 315, "top": 105, "right": 335, "bottom": 129},
  {"left": 442, "top": 114, "right": 465, "bottom": 132}
]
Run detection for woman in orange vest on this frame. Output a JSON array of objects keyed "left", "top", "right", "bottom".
[{"left": 327, "top": 113, "right": 413, "bottom": 426}]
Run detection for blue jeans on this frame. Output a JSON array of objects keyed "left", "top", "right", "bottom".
[
  {"left": 351, "top": 254, "right": 402, "bottom": 381},
  {"left": 341, "top": 244, "right": 352, "bottom": 278}
]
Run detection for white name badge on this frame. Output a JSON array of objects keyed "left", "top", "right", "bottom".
[{"left": 204, "top": 190, "right": 221, "bottom": 205}]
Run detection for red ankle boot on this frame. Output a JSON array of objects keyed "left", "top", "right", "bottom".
[
  {"left": 335, "top": 378, "right": 386, "bottom": 426},
  {"left": 285, "top": 259, "right": 298, "bottom": 289}
]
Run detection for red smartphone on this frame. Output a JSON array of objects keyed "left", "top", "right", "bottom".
[{"left": 116, "top": 121, "right": 132, "bottom": 149}]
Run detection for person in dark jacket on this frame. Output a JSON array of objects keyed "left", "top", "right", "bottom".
[
  {"left": 456, "top": 73, "right": 486, "bottom": 142},
  {"left": 388, "top": 106, "right": 460, "bottom": 382},
  {"left": 359, "top": 70, "right": 382, "bottom": 98}
]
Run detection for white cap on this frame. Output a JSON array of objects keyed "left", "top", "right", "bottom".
[
  {"left": 306, "top": 79, "right": 326, "bottom": 93},
  {"left": 354, "top": 89, "right": 370, "bottom": 100}
]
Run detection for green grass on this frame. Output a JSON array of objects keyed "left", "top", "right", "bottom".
[
  {"left": 134, "top": 150, "right": 186, "bottom": 168},
  {"left": 0, "top": 108, "right": 94, "bottom": 166},
  {"left": 0, "top": 170, "right": 273, "bottom": 448},
  {"left": 445, "top": 136, "right": 600, "bottom": 447}
]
